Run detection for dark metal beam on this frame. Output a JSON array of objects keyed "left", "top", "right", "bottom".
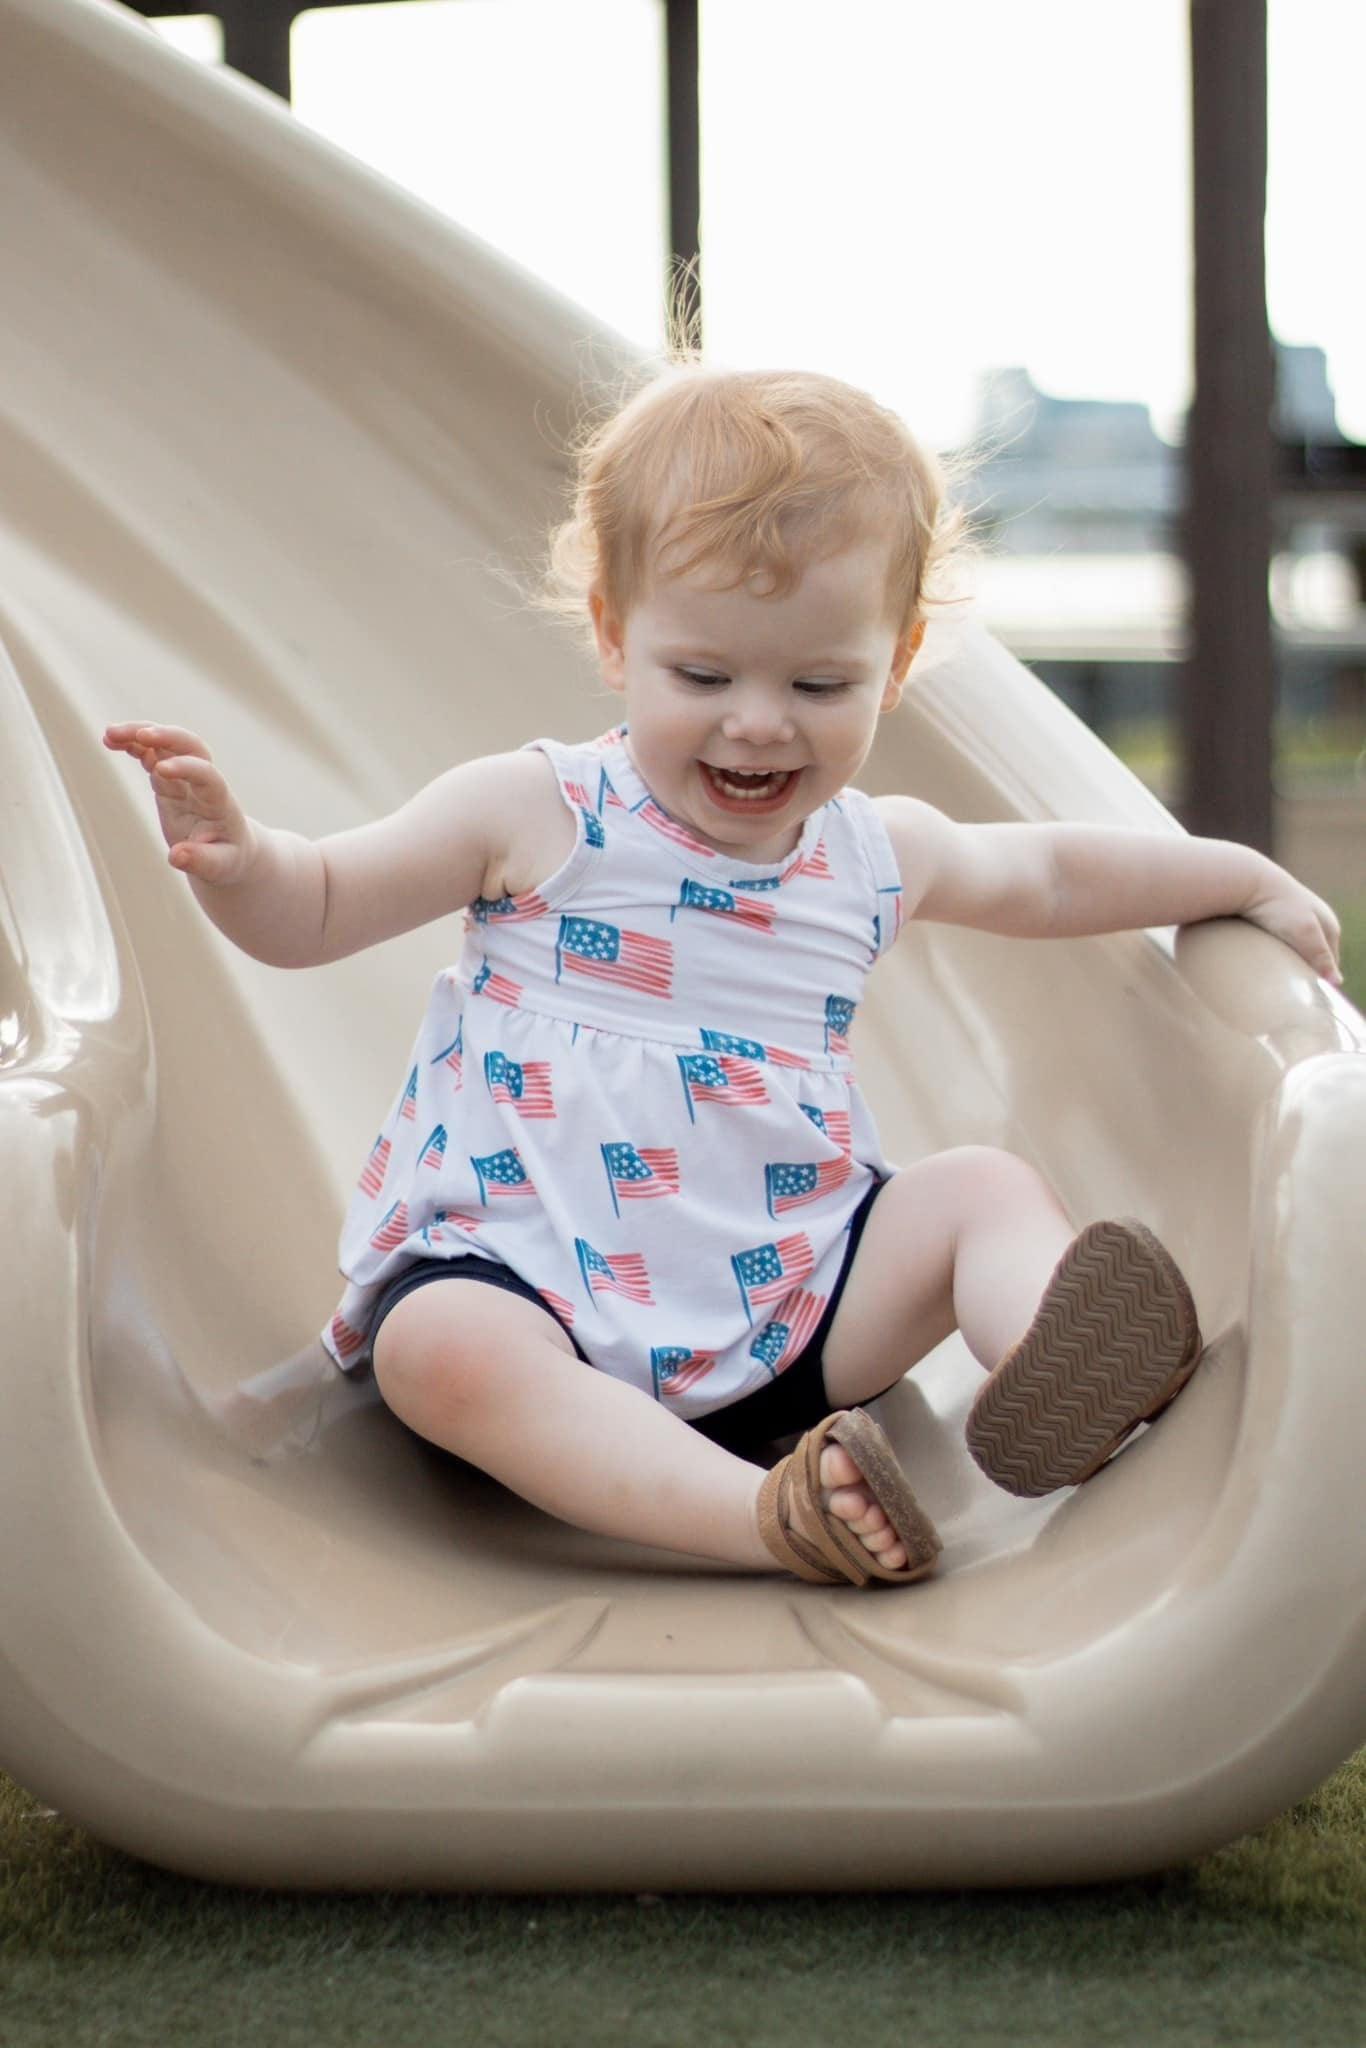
[
  {"left": 664, "top": 0, "right": 701, "bottom": 338},
  {"left": 138, "top": 0, "right": 294, "bottom": 99},
  {"left": 1182, "top": 0, "right": 1275, "bottom": 852},
  {"left": 139, "top": 1, "right": 701, "bottom": 342}
]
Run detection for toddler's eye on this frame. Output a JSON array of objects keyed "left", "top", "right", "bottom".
[
  {"left": 675, "top": 668, "right": 726, "bottom": 688},
  {"left": 796, "top": 682, "right": 849, "bottom": 697}
]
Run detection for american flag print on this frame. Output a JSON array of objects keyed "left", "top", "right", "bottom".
[
  {"left": 471, "top": 1148, "right": 537, "bottom": 1201},
  {"left": 538, "top": 1287, "right": 576, "bottom": 1328},
  {"left": 431, "top": 1020, "right": 464, "bottom": 1087},
  {"left": 555, "top": 915, "right": 673, "bottom": 998},
  {"left": 764, "top": 1154, "right": 854, "bottom": 1216},
  {"left": 732, "top": 1232, "right": 816, "bottom": 1319},
  {"left": 633, "top": 795, "right": 719, "bottom": 860},
  {"left": 677, "top": 1052, "right": 770, "bottom": 1120},
  {"left": 472, "top": 959, "right": 523, "bottom": 1007},
  {"left": 801, "top": 1103, "right": 853, "bottom": 1153},
  {"left": 700, "top": 1027, "right": 769, "bottom": 1061},
  {"left": 602, "top": 1141, "right": 681, "bottom": 1214},
  {"left": 651, "top": 1346, "right": 718, "bottom": 1399},
  {"left": 748, "top": 1288, "right": 826, "bottom": 1375},
  {"left": 484, "top": 1050, "right": 556, "bottom": 1118},
  {"left": 358, "top": 1134, "right": 391, "bottom": 1199},
  {"left": 322, "top": 729, "right": 907, "bottom": 1393},
  {"left": 329, "top": 1312, "right": 367, "bottom": 1363},
  {"left": 563, "top": 778, "right": 608, "bottom": 842},
  {"left": 785, "top": 836, "right": 833, "bottom": 883},
  {"left": 824, "top": 994, "right": 856, "bottom": 1056},
  {"left": 697, "top": 1025, "right": 813, "bottom": 1077},
  {"left": 872, "top": 881, "right": 904, "bottom": 958},
  {"left": 421, "top": 1209, "right": 482, "bottom": 1247},
  {"left": 370, "top": 1200, "right": 412, "bottom": 1253},
  {"left": 576, "top": 1237, "right": 655, "bottom": 1307},
  {"left": 470, "top": 888, "right": 551, "bottom": 923},
  {"left": 672, "top": 878, "right": 777, "bottom": 935}
]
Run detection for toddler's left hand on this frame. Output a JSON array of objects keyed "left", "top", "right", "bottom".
[{"left": 1241, "top": 866, "right": 1344, "bottom": 986}]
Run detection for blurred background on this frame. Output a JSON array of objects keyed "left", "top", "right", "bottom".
[{"left": 138, "top": 0, "right": 1366, "bottom": 989}]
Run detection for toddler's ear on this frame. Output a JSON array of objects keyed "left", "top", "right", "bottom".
[
  {"left": 884, "top": 617, "right": 926, "bottom": 699},
  {"left": 589, "top": 588, "right": 626, "bottom": 684}
]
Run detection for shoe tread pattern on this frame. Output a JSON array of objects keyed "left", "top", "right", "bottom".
[{"left": 965, "top": 1219, "right": 1202, "bottom": 1498}]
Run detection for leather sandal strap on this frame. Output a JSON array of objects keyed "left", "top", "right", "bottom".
[
  {"left": 756, "top": 1456, "right": 855, "bottom": 1584},
  {"left": 756, "top": 1410, "right": 943, "bottom": 1589}
]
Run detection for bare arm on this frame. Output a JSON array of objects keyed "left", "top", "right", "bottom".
[
  {"left": 104, "top": 722, "right": 523, "bottom": 968},
  {"left": 874, "top": 796, "right": 1060, "bottom": 938},
  {"left": 876, "top": 797, "right": 1343, "bottom": 983},
  {"left": 1047, "top": 823, "right": 1343, "bottom": 982}
]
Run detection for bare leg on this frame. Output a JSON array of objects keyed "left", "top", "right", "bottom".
[
  {"left": 372, "top": 1282, "right": 912, "bottom": 1573},
  {"left": 822, "top": 1147, "right": 1078, "bottom": 1413}
]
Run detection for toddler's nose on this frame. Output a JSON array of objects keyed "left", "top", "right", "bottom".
[{"left": 721, "top": 699, "right": 796, "bottom": 748}]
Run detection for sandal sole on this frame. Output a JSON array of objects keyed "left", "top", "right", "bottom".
[{"left": 964, "top": 1218, "right": 1202, "bottom": 1498}]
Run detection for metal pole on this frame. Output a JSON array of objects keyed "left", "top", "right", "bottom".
[
  {"left": 1182, "top": 0, "right": 1275, "bottom": 852},
  {"left": 665, "top": 0, "right": 702, "bottom": 341},
  {"left": 219, "top": 0, "right": 295, "bottom": 102}
]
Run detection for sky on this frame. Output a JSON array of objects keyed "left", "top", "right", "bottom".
[{"left": 152, "top": 1, "right": 1365, "bottom": 449}]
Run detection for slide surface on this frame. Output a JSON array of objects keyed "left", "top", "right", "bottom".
[{"left": 1, "top": 0, "right": 1363, "bottom": 1889}]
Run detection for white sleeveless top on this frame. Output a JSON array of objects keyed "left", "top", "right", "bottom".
[{"left": 321, "top": 724, "right": 906, "bottom": 1421}]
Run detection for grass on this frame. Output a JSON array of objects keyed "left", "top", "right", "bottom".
[
  {"left": 1340, "top": 892, "right": 1366, "bottom": 1006},
  {"left": 1, "top": 1754, "right": 1364, "bottom": 2047}
]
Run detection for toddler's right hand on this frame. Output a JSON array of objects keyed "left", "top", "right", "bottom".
[{"left": 103, "top": 723, "right": 258, "bottom": 885}]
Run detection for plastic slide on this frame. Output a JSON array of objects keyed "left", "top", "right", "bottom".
[{"left": 2, "top": 0, "right": 1364, "bottom": 1891}]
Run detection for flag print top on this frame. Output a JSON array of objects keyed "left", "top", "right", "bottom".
[{"left": 321, "top": 724, "right": 906, "bottom": 1421}]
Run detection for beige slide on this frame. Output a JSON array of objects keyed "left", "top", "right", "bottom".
[{"left": 2, "top": 0, "right": 1364, "bottom": 1891}]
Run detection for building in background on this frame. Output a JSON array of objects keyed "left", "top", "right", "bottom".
[{"left": 959, "top": 345, "right": 1363, "bottom": 768}]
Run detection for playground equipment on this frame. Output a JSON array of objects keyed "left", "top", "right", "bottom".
[{"left": 1, "top": 0, "right": 1363, "bottom": 1889}]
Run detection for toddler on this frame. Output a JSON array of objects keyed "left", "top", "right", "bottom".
[{"left": 105, "top": 364, "right": 1343, "bottom": 1589}]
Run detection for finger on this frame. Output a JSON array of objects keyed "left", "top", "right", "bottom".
[
  {"left": 168, "top": 839, "right": 238, "bottom": 882},
  {"left": 153, "top": 757, "right": 227, "bottom": 807},
  {"left": 154, "top": 755, "right": 220, "bottom": 790},
  {"left": 129, "top": 724, "right": 214, "bottom": 762},
  {"left": 127, "top": 723, "right": 211, "bottom": 750},
  {"left": 104, "top": 725, "right": 161, "bottom": 754}
]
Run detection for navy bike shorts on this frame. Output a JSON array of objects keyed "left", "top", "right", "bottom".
[{"left": 367, "top": 1173, "right": 897, "bottom": 1462}]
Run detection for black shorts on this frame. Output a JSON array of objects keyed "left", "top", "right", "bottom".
[{"left": 367, "top": 1174, "right": 896, "bottom": 1463}]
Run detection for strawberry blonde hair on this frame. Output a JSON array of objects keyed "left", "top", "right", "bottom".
[{"left": 531, "top": 294, "right": 969, "bottom": 660}]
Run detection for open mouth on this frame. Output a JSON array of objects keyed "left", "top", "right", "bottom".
[{"left": 700, "top": 762, "right": 799, "bottom": 811}]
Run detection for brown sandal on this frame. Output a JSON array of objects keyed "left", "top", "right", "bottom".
[
  {"left": 756, "top": 1408, "right": 942, "bottom": 1587},
  {"left": 966, "top": 1217, "right": 1203, "bottom": 1498}
]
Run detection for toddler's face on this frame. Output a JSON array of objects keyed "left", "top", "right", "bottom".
[{"left": 591, "top": 541, "right": 921, "bottom": 863}]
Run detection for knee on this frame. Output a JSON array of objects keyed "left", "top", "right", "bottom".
[
  {"left": 934, "top": 1144, "right": 1057, "bottom": 1212},
  {"left": 372, "top": 1299, "right": 498, "bottom": 1425}
]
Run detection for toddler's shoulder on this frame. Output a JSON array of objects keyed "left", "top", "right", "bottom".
[{"left": 866, "top": 792, "right": 956, "bottom": 906}]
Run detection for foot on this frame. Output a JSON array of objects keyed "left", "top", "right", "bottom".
[
  {"left": 965, "top": 1216, "right": 1203, "bottom": 1497},
  {"left": 818, "top": 1442, "right": 910, "bottom": 1571}
]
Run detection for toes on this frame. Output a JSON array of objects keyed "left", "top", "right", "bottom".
[
  {"left": 819, "top": 1442, "right": 907, "bottom": 1571},
  {"left": 820, "top": 1444, "right": 860, "bottom": 1488},
  {"left": 826, "top": 1485, "right": 879, "bottom": 1527}
]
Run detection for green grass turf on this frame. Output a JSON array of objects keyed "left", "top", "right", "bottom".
[
  {"left": 2, "top": 1752, "right": 1362, "bottom": 2047},
  {"left": 1339, "top": 891, "right": 1366, "bottom": 1006}
]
